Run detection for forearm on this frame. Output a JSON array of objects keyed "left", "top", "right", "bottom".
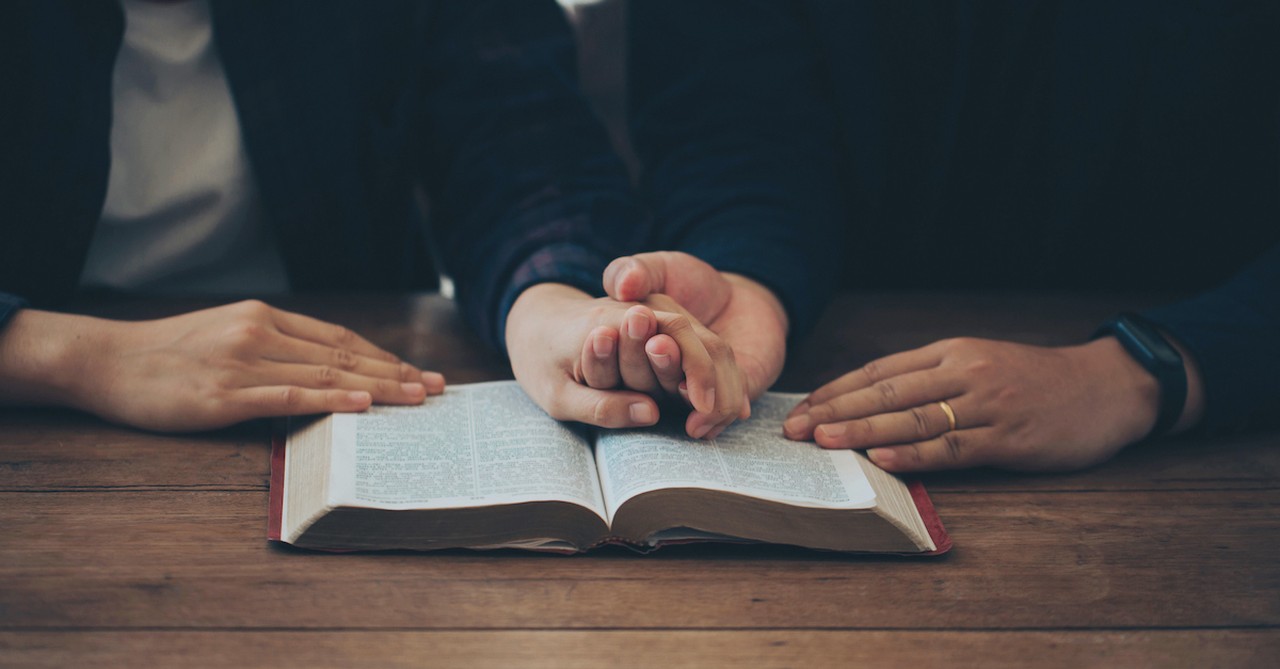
[{"left": 0, "top": 309, "right": 103, "bottom": 408}]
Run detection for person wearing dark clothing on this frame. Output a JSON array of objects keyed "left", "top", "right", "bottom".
[
  {"left": 609, "top": 0, "right": 1279, "bottom": 469},
  {"left": 0, "top": 0, "right": 741, "bottom": 433}
]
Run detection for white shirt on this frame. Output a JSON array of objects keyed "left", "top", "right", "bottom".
[{"left": 79, "top": 0, "right": 290, "bottom": 295}]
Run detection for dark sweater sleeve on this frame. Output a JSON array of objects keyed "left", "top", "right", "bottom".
[
  {"left": 1142, "top": 243, "right": 1280, "bottom": 430},
  {"left": 629, "top": 0, "right": 846, "bottom": 342},
  {"left": 416, "top": 0, "right": 642, "bottom": 353},
  {"left": 0, "top": 292, "right": 26, "bottom": 333}
]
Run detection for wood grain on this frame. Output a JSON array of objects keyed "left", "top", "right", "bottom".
[
  {"left": 2, "top": 631, "right": 1278, "bottom": 669},
  {"left": 2, "top": 489, "right": 1276, "bottom": 630},
  {"left": 4, "top": 291, "right": 1277, "bottom": 667}
]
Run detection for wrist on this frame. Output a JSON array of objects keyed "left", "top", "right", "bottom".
[
  {"left": 1076, "top": 336, "right": 1162, "bottom": 445},
  {"left": 1092, "top": 313, "right": 1191, "bottom": 438},
  {"left": 0, "top": 310, "right": 110, "bottom": 408},
  {"left": 722, "top": 273, "right": 789, "bottom": 338},
  {"left": 505, "top": 282, "right": 593, "bottom": 352},
  {"left": 1163, "top": 334, "right": 1205, "bottom": 433},
  {"left": 720, "top": 273, "right": 788, "bottom": 397}
]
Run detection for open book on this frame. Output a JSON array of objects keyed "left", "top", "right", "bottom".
[{"left": 269, "top": 381, "right": 950, "bottom": 555}]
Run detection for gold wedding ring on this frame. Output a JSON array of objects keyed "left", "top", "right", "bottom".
[{"left": 938, "top": 400, "right": 957, "bottom": 432}]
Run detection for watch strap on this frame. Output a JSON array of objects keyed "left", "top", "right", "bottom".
[{"left": 1093, "top": 312, "right": 1188, "bottom": 438}]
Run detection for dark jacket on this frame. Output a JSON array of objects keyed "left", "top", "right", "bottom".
[
  {"left": 0, "top": 0, "right": 640, "bottom": 351},
  {"left": 630, "top": 0, "right": 1280, "bottom": 429}
]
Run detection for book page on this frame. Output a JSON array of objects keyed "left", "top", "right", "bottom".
[
  {"left": 327, "top": 381, "right": 607, "bottom": 520},
  {"left": 594, "top": 393, "right": 877, "bottom": 522}
]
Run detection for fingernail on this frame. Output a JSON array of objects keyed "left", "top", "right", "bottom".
[
  {"left": 868, "top": 448, "right": 895, "bottom": 466},
  {"left": 603, "top": 259, "right": 623, "bottom": 289},
  {"left": 620, "top": 258, "right": 640, "bottom": 282},
  {"left": 784, "top": 414, "right": 810, "bottom": 436},
  {"left": 788, "top": 401, "right": 810, "bottom": 418},
  {"left": 817, "top": 423, "right": 845, "bottom": 439},
  {"left": 593, "top": 333, "right": 614, "bottom": 358},
  {"left": 649, "top": 352, "right": 671, "bottom": 370},
  {"left": 348, "top": 391, "right": 371, "bottom": 404},
  {"left": 690, "top": 422, "right": 712, "bottom": 439},
  {"left": 401, "top": 382, "right": 425, "bottom": 396},
  {"left": 629, "top": 403, "right": 655, "bottom": 424},
  {"left": 421, "top": 372, "right": 445, "bottom": 390},
  {"left": 627, "top": 312, "right": 648, "bottom": 339}
]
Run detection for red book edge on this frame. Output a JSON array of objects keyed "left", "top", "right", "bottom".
[
  {"left": 268, "top": 431, "right": 953, "bottom": 556},
  {"left": 267, "top": 431, "right": 285, "bottom": 542},
  {"left": 909, "top": 478, "right": 953, "bottom": 556}
]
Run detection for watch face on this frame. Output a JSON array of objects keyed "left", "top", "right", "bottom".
[{"left": 1118, "top": 316, "right": 1182, "bottom": 368}]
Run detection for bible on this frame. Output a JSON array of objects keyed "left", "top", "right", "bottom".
[{"left": 269, "top": 381, "right": 950, "bottom": 554}]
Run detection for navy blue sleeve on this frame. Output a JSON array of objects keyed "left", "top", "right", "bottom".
[
  {"left": 416, "top": 0, "right": 642, "bottom": 354},
  {"left": 629, "top": 0, "right": 846, "bottom": 342},
  {"left": 0, "top": 292, "right": 26, "bottom": 333},
  {"left": 1142, "top": 243, "right": 1280, "bottom": 431}
]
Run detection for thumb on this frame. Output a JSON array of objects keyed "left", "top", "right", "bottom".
[
  {"left": 603, "top": 254, "right": 665, "bottom": 302},
  {"left": 605, "top": 252, "right": 735, "bottom": 325},
  {"left": 545, "top": 380, "right": 661, "bottom": 429}
]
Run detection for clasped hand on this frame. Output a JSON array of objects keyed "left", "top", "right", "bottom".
[
  {"left": 507, "top": 282, "right": 751, "bottom": 439},
  {"left": 508, "top": 252, "right": 788, "bottom": 439}
]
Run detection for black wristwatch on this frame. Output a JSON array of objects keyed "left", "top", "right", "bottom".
[{"left": 1093, "top": 312, "right": 1187, "bottom": 439}]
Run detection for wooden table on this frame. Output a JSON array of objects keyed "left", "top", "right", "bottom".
[{"left": 2, "top": 292, "right": 1278, "bottom": 668}]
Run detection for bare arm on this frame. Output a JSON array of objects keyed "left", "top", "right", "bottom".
[{"left": 0, "top": 301, "right": 444, "bottom": 432}]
